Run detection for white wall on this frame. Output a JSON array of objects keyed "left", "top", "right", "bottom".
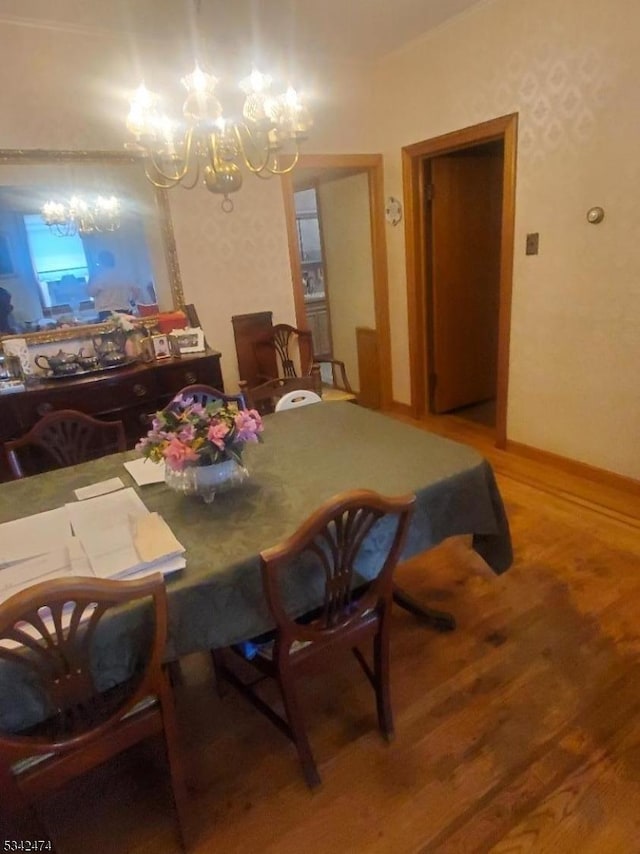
[
  {"left": 371, "top": 0, "right": 640, "bottom": 479},
  {"left": 317, "top": 173, "right": 376, "bottom": 391}
]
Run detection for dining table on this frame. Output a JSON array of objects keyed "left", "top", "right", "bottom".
[{"left": 0, "top": 402, "right": 512, "bottom": 733}]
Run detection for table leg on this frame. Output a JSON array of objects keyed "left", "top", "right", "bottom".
[{"left": 392, "top": 584, "right": 456, "bottom": 632}]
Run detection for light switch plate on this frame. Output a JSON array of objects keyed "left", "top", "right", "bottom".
[{"left": 525, "top": 233, "right": 539, "bottom": 255}]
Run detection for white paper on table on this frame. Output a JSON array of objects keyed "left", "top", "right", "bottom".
[
  {"left": 0, "top": 537, "right": 93, "bottom": 646},
  {"left": 66, "top": 488, "right": 184, "bottom": 579},
  {"left": 117, "top": 553, "right": 186, "bottom": 580},
  {"left": 67, "top": 488, "right": 149, "bottom": 579},
  {"left": 0, "top": 536, "right": 91, "bottom": 603},
  {"left": 133, "top": 513, "right": 185, "bottom": 563},
  {"left": 123, "top": 457, "right": 166, "bottom": 486},
  {"left": 74, "top": 477, "right": 125, "bottom": 501},
  {"left": 0, "top": 507, "right": 72, "bottom": 566}
]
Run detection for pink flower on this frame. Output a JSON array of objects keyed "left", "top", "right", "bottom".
[
  {"left": 177, "top": 423, "right": 196, "bottom": 443},
  {"left": 162, "top": 437, "right": 200, "bottom": 471},
  {"left": 207, "top": 421, "right": 230, "bottom": 450},
  {"left": 234, "top": 409, "right": 264, "bottom": 443}
]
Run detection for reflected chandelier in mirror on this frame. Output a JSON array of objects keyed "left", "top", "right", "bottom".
[
  {"left": 0, "top": 149, "right": 184, "bottom": 345},
  {"left": 42, "top": 195, "right": 121, "bottom": 237}
]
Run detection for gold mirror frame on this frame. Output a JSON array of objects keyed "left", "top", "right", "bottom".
[{"left": 0, "top": 148, "right": 184, "bottom": 345}]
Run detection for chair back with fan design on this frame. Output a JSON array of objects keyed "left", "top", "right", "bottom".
[
  {"left": 254, "top": 323, "right": 316, "bottom": 384},
  {"left": 0, "top": 575, "right": 188, "bottom": 849},
  {"left": 164, "top": 384, "right": 246, "bottom": 411},
  {"left": 4, "top": 409, "right": 126, "bottom": 479},
  {"left": 213, "top": 488, "right": 415, "bottom": 789}
]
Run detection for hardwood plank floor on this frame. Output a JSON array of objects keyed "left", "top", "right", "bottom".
[{"left": 32, "top": 414, "right": 640, "bottom": 853}]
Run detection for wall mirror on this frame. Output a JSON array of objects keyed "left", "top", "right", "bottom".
[{"left": 0, "top": 149, "right": 183, "bottom": 345}]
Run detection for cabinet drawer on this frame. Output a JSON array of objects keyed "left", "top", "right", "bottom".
[
  {"left": 13, "top": 373, "right": 159, "bottom": 428},
  {"left": 157, "top": 355, "right": 223, "bottom": 395}
]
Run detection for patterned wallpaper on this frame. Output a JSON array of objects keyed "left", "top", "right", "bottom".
[{"left": 372, "top": 0, "right": 640, "bottom": 478}]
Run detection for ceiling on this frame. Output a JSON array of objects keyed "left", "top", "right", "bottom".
[{"left": 1, "top": 0, "right": 486, "bottom": 64}]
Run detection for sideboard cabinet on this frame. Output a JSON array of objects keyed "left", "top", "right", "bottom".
[{"left": 0, "top": 351, "right": 223, "bottom": 481}]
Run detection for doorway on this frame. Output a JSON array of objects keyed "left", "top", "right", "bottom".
[
  {"left": 402, "top": 114, "right": 517, "bottom": 446},
  {"left": 282, "top": 154, "right": 392, "bottom": 410},
  {"left": 292, "top": 186, "right": 332, "bottom": 360}
]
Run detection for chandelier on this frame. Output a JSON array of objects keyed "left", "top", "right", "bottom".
[
  {"left": 41, "top": 196, "right": 121, "bottom": 237},
  {"left": 125, "top": 66, "right": 311, "bottom": 212}
]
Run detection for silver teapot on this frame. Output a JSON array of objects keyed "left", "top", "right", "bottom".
[
  {"left": 92, "top": 330, "right": 127, "bottom": 367},
  {"left": 77, "top": 348, "right": 101, "bottom": 371},
  {"left": 35, "top": 349, "right": 80, "bottom": 375}
]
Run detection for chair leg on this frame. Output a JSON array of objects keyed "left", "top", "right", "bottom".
[
  {"left": 159, "top": 684, "right": 191, "bottom": 851},
  {"left": 210, "top": 649, "right": 228, "bottom": 698},
  {"left": 277, "top": 666, "right": 321, "bottom": 789},
  {"left": 167, "top": 660, "right": 184, "bottom": 689},
  {"left": 373, "top": 621, "right": 394, "bottom": 742}
]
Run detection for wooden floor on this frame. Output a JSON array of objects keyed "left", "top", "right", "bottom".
[{"left": 35, "top": 412, "right": 640, "bottom": 853}]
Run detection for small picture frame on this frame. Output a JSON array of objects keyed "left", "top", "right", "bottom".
[
  {"left": 169, "top": 326, "right": 205, "bottom": 354},
  {"left": 150, "top": 333, "right": 171, "bottom": 360}
]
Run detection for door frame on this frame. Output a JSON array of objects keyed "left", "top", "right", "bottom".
[
  {"left": 402, "top": 114, "right": 517, "bottom": 447},
  {"left": 281, "top": 153, "right": 393, "bottom": 410}
]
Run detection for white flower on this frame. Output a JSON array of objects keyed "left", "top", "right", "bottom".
[{"left": 109, "top": 311, "right": 136, "bottom": 332}]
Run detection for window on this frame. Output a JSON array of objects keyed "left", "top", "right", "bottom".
[{"left": 23, "top": 214, "right": 90, "bottom": 309}]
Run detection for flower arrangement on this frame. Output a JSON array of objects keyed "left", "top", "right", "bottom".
[{"left": 136, "top": 395, "right": 264, "bottom": 471}]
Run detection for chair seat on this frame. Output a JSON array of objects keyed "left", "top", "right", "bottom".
[
  {"left": 11, "top": 695, "right": 159, "bottom": 776},
  {"left": 321, "top": 385, "right": 357, "bottom": 403}
]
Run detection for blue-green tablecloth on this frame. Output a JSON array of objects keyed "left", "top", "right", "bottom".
[{"left": 0, "top": 403, "right": 511, "bottom": 731}]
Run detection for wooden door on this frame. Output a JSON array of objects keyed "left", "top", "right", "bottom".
[{"left": 427, "top": 145, "right": 503, "bottom": 413}]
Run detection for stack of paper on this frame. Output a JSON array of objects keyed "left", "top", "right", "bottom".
[
  {"left": 65, "top": 488, "right": 186, "bottom": 580},
  {"left": 0, "top": 489, "right": 185, "bottom": 606},
  {"left": 0, "top": 508, "right": 83, "bottom": 602}
]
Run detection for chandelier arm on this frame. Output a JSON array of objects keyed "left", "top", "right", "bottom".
[
  {"left": 233, "top": 124, "right": 273, "bottom": 174},
  {"left": 179, "top": 158, "right": 201, "bottom": 190},
  {"left": 209, "top": 132, "right": 222, "bottom": 170},
  {"left": 249, "top": 147, "right": 300, "bottom": 178},
  {"left": 144, "top": 128, "right": 197, "bottom": 186},
  {"left": 143, "top": 163, "right": 186, "bottom": 189},
  {"left": 266, "top": 148, "right": 300, "bottom": 175}
]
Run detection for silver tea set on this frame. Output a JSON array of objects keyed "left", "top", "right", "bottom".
[{"left": 35, "top": 329, "right": 129, "bottom": 376}]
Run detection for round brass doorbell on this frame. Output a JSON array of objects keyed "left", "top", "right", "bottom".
[{"left": 586, "top": 206, "right": 605, "bottom": 224}]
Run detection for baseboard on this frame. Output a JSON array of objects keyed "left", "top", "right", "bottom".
[
  {"left": 385, "top": 403, "right": 640, "bottom": 498},
  {"left": 388, "top": 400, "right": 413, "bottom": 417},
  {"left": 505, "top": 439, "right": 640, "bottom": 497}
]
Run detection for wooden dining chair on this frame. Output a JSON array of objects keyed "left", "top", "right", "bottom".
[
  {"left": 166, "top": 384, "right": 246, "bottom": 411},
  {"left": 4, "top": 409, "right": 127, "bottom": 479},
  {"left": 213, "top": 489, "right": 415, "bottom": 788},
  {"left": 238, "top": 371, "right": 321, "bottom": 416},
  {"left": 274, "top": 389, "right": 322, "bottom": 412},
  {"left": 255, "top": 323, "right": 355, "bottom": 396},
  {"left": 0, "top": 574, "right": 189, "bottom": 850}
]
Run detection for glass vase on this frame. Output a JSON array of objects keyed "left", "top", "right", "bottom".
[{"left": 164, "top": 458, "right": 249, "bottom": 504}]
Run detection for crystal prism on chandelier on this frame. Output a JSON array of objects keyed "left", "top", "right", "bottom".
[
  {"left": 125, "top": 65, "right": 312, "bottom": 212},
  {"left": 41, "top": 196, "right": 120, "bottom": 237}
]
